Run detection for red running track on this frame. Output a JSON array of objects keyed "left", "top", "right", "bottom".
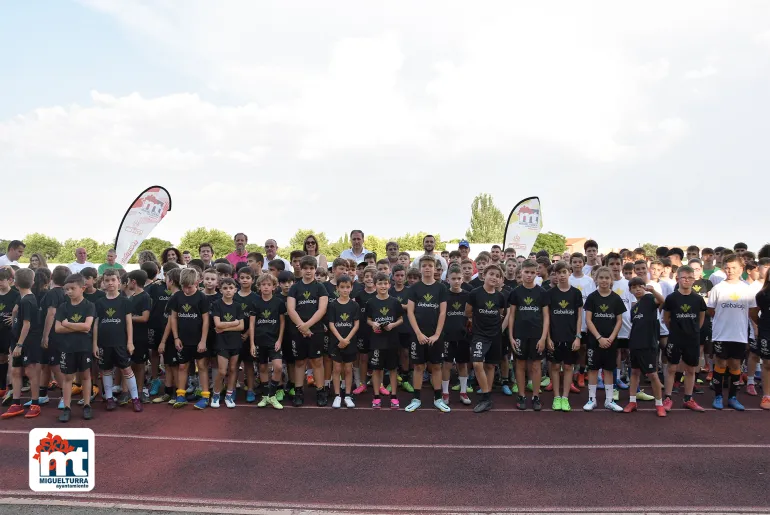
[{"left": 1, "top": 387, "right": 770, "bottom": 514}]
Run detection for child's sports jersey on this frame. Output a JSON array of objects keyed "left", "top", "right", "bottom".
[
  {"left": 0, "top": 288, "right": 20, "bottom": 347},
  {"left": 568, "top": 274, "right": 595, "bottom": 332},
  {"left": 584, "top": 290, "right": 626, "bottom": 340},
  {"left": 327, "top": 299, "right": 360, "bottom": 342},
  {"left": 147, "top": 282, "right": 173, "bottom": 331},
  {"left": 629, "top": 295, "right": 658, "bottom": 350},
  {"left": 129, "top": 291, "right": 152, "bottom": 347},
  {"left": 210, "top": 299, "right": 244, "bottom": 350},
  {"left": 235, "top": 291, "right": 257, "bottom": 337},
  {"left": 388, "top": 286, "right": 411, "bottom": 335},
  {"left": 95, "top": 295, "right": 131, "bottom": 348},
  {"left": 55, "top": 299, "right": 96, "bottom": 353},
  {"left": 252, "top": 295, "right": 286, "bottom": 347},
  {"left": 354, "top": 289, "right": 377, "bottom": 339},
  {"left": 707, "top": 281, "right": 756, "bottom": 343},
  {"left": 444, "top": 289, "right": 469, "bottom": 342},
  {"left": 756, "top": 287, "right": 770, "bottom": 334},
  {"left": 323, "top": 281, "right": 340, "bottom": 302},
  {"left": 14, "top": 293, "right": 42, "bottom": 346},
  {"left": 366, "top": 296, "right": 403, "bottom": 350},
  {"left": 83, "top": 289, "right": 106, "bottom": 305},
  {"left": 406, "top": 281, "right": 448, "bottom": 335},
  {"left": 469, "top": 277, "right": 483, "bottom": 290},
  {"left": 167, "top": 291, "right": 209, "bottom": 346},
  {"left": 546, "top": 286, "right": 583, "bottom": 342},
  {"left": 467, "top": 287, "right": 507, "bottom": 342},
  {"left": 663, "top": 290, "right": 707, "bottom": 344},
  {"left": 288, "top": 280, "right": 328, "bottom": 332},
  {"left": 508, "top": 284, "right": 548, "bottom": 339}
]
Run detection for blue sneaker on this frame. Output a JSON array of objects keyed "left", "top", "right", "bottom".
[
  {"left": 194, "top": 397, "right": 208, "bottom": 410},
  {"left": 173, "top": 395, "right": 187, "bottom": 408},
  {"left": 246, "top": 390, "right": 256, "bottom": 403},
  {"left": 502, "top": 384, "right": 513, "bottom": 396},
  {"left": 597, "top": 376, "right": 605, "bottom": 389},
  {"left": 712, "top": 395, "right": 724, "bottom": 410},
  {"left": 727, "top": 396, "right": 745, "bottom": 411},
  {"left": 57, "top": 398, "right": 65, "bottom": 410},
  {"left": 149, "top": 378, "right": 162, "bottom": 396},
  {"left": 615, "top": 379, "right": 629, "bottom": 390},
  {"left": 24, "top": 396, "right": 49, "bottom": 407}
]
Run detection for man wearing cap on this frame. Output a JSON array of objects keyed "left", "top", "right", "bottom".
[
  {"left": 410, "top": 235, "right": 448, "bottom": 280},
  {"left": 458, "top": 240, "right": 477, "bottom": 274},
  {"left": 340, "top": 230, "right": 369, "bottom": 264}
]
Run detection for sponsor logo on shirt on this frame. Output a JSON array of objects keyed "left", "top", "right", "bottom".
[
  {"left": 417, "top": 293, "right": 439, "bottom": 309},
  {"left": 101, "top": 307, "right": 122, "bottom": 325},
  {"left": 70, "top": 314, "right": 82, "bottom": 323},
  {"left": 298, "top": 290, "right": 317, "bottom": 306},
  {"left": 257, "top": 310, "right": 277, "bottom": 325},
  {"left": 223, "top": 313, "right": 233, "bottom": 322},
  {"left": 593, "top": 305, "right": 615, "bottom": 319}
]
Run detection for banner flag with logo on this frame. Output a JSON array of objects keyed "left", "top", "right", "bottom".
[
  {"left": 502, "top": 196, "right": 542, "bottom": 258},
  {"left": 114, "top": 186, "right": 172, "bottom": 265}
]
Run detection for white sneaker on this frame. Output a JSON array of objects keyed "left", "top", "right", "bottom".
[
  {"left": 112, "top": 385, "right": 122, "bottom": 394},
  {"left": 344, "top": 396, "right": 355, "bottom": 408},
  {"left": 405, "top": 399, "right": 422, "bottom": 412},
  {"left": 604, "top": 400, "right": 623, "bottom": 412},
  {"left": 332, "top": 396, "right": 342, "bottom": 409},
  {"left": 433, "top": 398, "right": 451, "bottom": 413},
  {"left": 225, "top": 395, "right": 236, "bottom": 408},
  {"left": 583, "top": 399, "right": 597, "bottom": 411},
  {"left": 210, "top": 394, "right": 220, "bottom": 408}
]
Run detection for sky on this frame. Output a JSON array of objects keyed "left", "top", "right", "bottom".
[{"left": 1, "top": 1, "right": 769, "bottom": 251}]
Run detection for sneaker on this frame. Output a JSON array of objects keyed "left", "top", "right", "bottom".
[
  {"left": 442, "top": 393, "right": 450, "bottom": 404},
  {"left": 106, "top": 398, "right": 117, "bottom": 411},
  {"left": 728, "top": 396, "right": 745, "bottom": 411},
  {"left": 615, "top": 378, "right": 629, "bottom": 390},
  {"left": 118, "top": 391, "right": 131, "bottom": 406},
  {"left": 225, "top": 394, "right": 236, "bottom": 408},
  {"left": 577, "top": 373, "right": 586, "bottom": 388},
  {"left": 24, "top": 396, "right": 49, "bottom": 407},
  {"left": 25, "top": 404, "right": 41, "bottom": 418},
  {"left": 473, "top": 399, "right": 492, "bottom": 413},
  {"left": 168, "top": 395, "right": 176, "bottom": 405},
  {"left": 275, "top": 389, "right": 285, "bottom": 402},
  {"left": 706, "top": 371, "right": 713, "bottom": 383},
  {"left": 152, "top": 394, "right": 171, "bottom": 404},
  {"left": 372, "top": 398, "right": 382, "bottom": 409},
  {"left": 433, "top": 398, "right": 451, "bottom": 412},
  {"left": 613, "top": 389, "right": 620, "bottom": 402},
  {"left": 210, "top": 394, "right": 221, "bottom": 408},
  {"left": 604, "top": 400, "right": 623, "bottom": 412},
  {"left": 656, "top": 405, "right": 667, "bottom": 417},
  {"left": 532, "top": 397, "right": 542, "bottom": 411},
  {"left": 268, "top": 396, "right": 283, "bottom": 410},
  {"left": 662, "top": 397, "right": 673, "bottom": 412},
  {"left": 401, "top": 381, "right": 415, "bottom": 393},
  {"left": 352, "top": 384, "right": 367, "bottom": 395},
  {"left": 91, "top": 385, "right": 99, "bottom": 401},
  {"left": 405, "top": 399, "right": 422, "bottom": 412},
  {"left": 1, "top": 390, "right": 13, "bottom": 406},
  {"left": 712, "top": 395, "right": 724, "bottom": 410},
  {"left": 83, "top": 405, "right": 93, "bottom": 420},
  {"left": 132, "top": 398, "right": 143, "bottom": 412},
  {"left": 140, "top": 392, "right": 151, "bottom": 404},
  {"left": 502, "top": 384, "right": 513, "bottom": 396},
  {"left": 693, "top": 386, "right": 704, "bottom": 395},
  {"left": 307, "top": 374, "right": 315, "bottom": 387},
  {"left": 257, "top": 395, "right": 269, "bottom": 407},
  {"left": 57, "top": 398, "right": 65, "bottom": 410},
  {"left": 58, "top": 407, "right": 71, "bottom": 423},
  {"left": 526, "top": 380, "right": 533, "bottom": 392},
  {"left": 71, "top": 384, "right": 83, "bottom": 396},
  {"left": 173, "top": 396, "right": 187, "bottom": 408},
  {"left": 344, "top": 396, "right": 355, "bottom": 408},
  {"left": 552, "top": 397, "right": 562, "bottom": 411},
  {"left": 292, "top": 394, "right": 304, "bottom": 407},
  {"left": 332, "top": 396, "right": 342, "bottom": 409},
  {"left": 747, "top": 384, "right": 758, "bottom": 396},
  {"left": 459, "top": 393, "right": 471, "bottom": 405},
  {"left": 246, "top": 390, "right": 257, "bottom": 403},
  {"left": 569, "top": 383, "right": 580, "bottom": 394},
  {"left": 761, "top": 396, "right": 770, "bottom": 410},
  {"left": 48, "top": 380, "right": 59, "bottom": 390},
  {"left": 544, "top": 382, "right": 553, "bottom": 392},
  {"left": 636, "top": 390, "right": 654, "bottom": 401},
  {"left": 516, "top": 396, "right": 527, "bottom": 410},
  {"left": 683, "top": 398, "right": 705, "bottom": 412},
  {"left": 623, "top": 401, "right": 638, "bottom": 413},
  {"left": 194, "top": 397, "right": 208, "bottom": 410},
  {"left": 1, "top": 404, "right": 24, "bottom": 419},
  {"left": 390, "top": 398, "right": 400, "bottom": 409},
  {"left": 512, "top": 383, "right": 519, "bottom": 394},
  {"left": 21, "top": 380, "right": 30, "bottom": 392},
  {"left": 379, "top": 386, "right": 389, "bottom": 396},
  {"left": 561, "top": 397, "right": 572, "bottom": 412},
  {"left": 583, "top": 399, "right": 597, "bottom": 412},
  {"left": 316, "top": 388, "right": 328, "bottom": 407},
  {"left": 540, "top": 376, "right": 551, "bottom": 387},
  {"left": 149, "top": 378, "right": 162, "bottom": 396}
]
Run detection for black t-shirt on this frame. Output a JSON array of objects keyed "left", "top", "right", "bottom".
[
  {"left": 509, "top": 284, "right": 548, "bottom": 339},
  {"left": 683, "top": 279, "right": 713, "bottom": 329},
  {"left": 757, "top": 288, "right": 770, "bottom": 333},
  {"left": 288, "top": 280, "right": 328, "bottom": 332},
  {"left": 354, "top": 289, "right": 378, "bottom": 338},
  {"left": 445, "top": 289, "right": 470, "bottom": 341},
  {"left": 323, "top": 281, "right": 341, "bottom": 302},
  {"left": 503, "top": 278, "right": 518, "bottom": 291},
  {"left": 83, "top": 289, "right": 106, "bottom": 304},
  {"left": 147, "top": 282, "right": 173, "bottom": 330},
  {"left": 469, "top": 277, "right": 483, "bottom": 290},
  {"left": 167, "top": 291, "right": 210, "bottom": 346},
  {"left": 39, "top": 287, "right": 66, "bottom": 340},
  {"left": 0, "top": 288, "right": 20, "bottom": 343},
  {"left": 467, "top": 287, "right": 507, "bottom": 342},
  {"left": 211, "top": 299, "right": 244, "bottom": 350},
  {"left": 542, "top": 280, "right": 552, "bottom": 291},
  {"left": 55, "top": 299, "right": 96, "bottom": 353},
  {"left": 95, "top": 295, "right": 131, "bottom": 348},
  {"left": 406, "top": 281, "right": 448, "bottom": 335},
  {"left": 253, "top": 295, "right": 286, "bottom": 347},
  {"left": 15, "top": 293, "right": 42, "bottom": 346},
  {"left": 327, "top": 299, "right": 360, "bottom": 342},
  {"left": 461, "top": 282, "right": 474, "bottom": 292},
  {"left": 129, "top": 291, "right": 152, "bottom": 346},
  {"left": 584, "top": 290, "right": 626, "bottom": 341},
  {"left": 366, "top": 296, "right": 403, "bottom": 350},
  {"left": 629, "top": 294, "right": 659, "bottom": 350},
  {"left": 235, "top": 291, "right": 256, "bottom": 336},
  {"left": 388, "top": 286, "right": 411, "bottom": 335},
  {"left": 663, "top": 290, "right": 707, "bottom": 343},
  {"left": 547, "top": 286, "right": 583, "bottom": 342}
]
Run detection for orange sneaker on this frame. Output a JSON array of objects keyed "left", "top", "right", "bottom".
[
  {"left": 577, "top": 373, "right": 586, "bottom": 388},
  {"left": 570, "top": 383, "right": 580, "bottom": 394},
  {"left": 48, "top": 380, "right": 58, "bottom": 390},
  {"left": 656, "top": 405, "right": 667, "bottom": 417},
  {"left": 1, "top": 404, "right": 25, "bottom": 419},
  {"left": 706, "top": 371, "right": 713, "bottom": 383},
  {"left": 662, "top": 397, "right": 673, "bottom": 412},
  {"left": 683, "top": 398, "right": 705, "bottom": 412},
  {"left": 623, "top": 401, "right": 637, "bottom": 413},
  {"left": 24, "top": 404, "right": 41, "bottom": 418},
  {"left": 307, "top": 375, "right": 315, "bottom": 387},
  {"left": 761, "top": 396, "right": 770, "bottom": 410},
  {"left": 71, "top": 384, "right": 83, "bottom": 396}
]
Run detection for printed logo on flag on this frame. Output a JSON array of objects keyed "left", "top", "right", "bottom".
[{"left": 29, "top": 428, "right": 95, "bottom": 492}]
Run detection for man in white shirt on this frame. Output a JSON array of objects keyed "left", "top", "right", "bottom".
[
  {"left": 261, "top": 238, "right": 291, "bottom": 271},
  {"left": 339, "top": 230, "right": 369, "bottom": 263},
  {"left": 68, "top": 247, "right": 96, "bottom": 273},
  {"left": 0, "top": 240, "right": 25, "bottom": 266},
  {"left": 582, "top": 239, "right": 600, "bottom": 276},
  {"left": 410, "top": 235, "right": 448, "bottom": 280}
]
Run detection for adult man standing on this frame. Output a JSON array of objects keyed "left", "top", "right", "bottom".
[
  {"left": 199, "top": 243, "right": 215, "bottom": 268},
  {"left": 386, "top": 241, "right": 400, "bottom": 268},
  {"left": 97, "top": 249, "right": 124, "bottom": 275},
  {"left": 489, "top": 245, "right": 503, "bottom": 265},
  {"left": 458, "top": 240, "right": 477, "bottom": 273},
  {"left": 68, "top": 247, "right": 96, "bottom": 273},
  {"left": 340, "top": 230, "right": 369, "bottom": 263},
  {"left": 0, "top": 240, "right": 25, "bottom": 266},
  {"left": 411, "top": 235, "right": 448, "bottom": 279},
  {"left": 261, "top": 239, "right": 292, "bottom": 271},
  {"left": 181, "top": 251, "right": 192, "bottom": 265},
  {"left": 225, "top": 233, "right": 249, "bottom": 269}
]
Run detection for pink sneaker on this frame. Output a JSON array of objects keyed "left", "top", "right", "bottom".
[
  {"left": 442, "top": 393, "right": 450, "bottom": 405},
  {"left": 372, "top": 398, "right": 381, "bottom": 409},
  {"left": 390, "top": 398, "right": 400, "bottom": 409},
  {"left": 352, "top": 384, "right": 367, "bottom": 395},
  {"left": 746, "top": 384, "right": 758, "bottom": 396},
  {"left": 662, "top": 397, "right": 673, "bottom": 412},
  {"left": 379, "top": 386, "right": 389, "bottom": 396}
]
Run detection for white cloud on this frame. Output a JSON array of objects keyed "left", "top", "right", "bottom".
[{"left": 684, "top": 65, "right": 718, "bottom": 80}]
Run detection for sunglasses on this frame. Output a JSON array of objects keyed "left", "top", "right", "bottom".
[{"left": 306, "top": 241, "right": 317, "bottom": 245}]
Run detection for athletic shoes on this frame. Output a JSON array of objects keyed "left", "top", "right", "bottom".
[
  {"left": 405, "top": 399, "right": 422, "bottom": 412},
  {"left": 656, "top": 405, "right": 667, "bottom": 417},
  {"left": 569, "top": 383, "right": 580, "bottom": 394},
  {"left": 307, "top": 374, "right": 315, "bottom": 387},
  {"left": 604, "top": 400, "right": 623, "bottom": 412},
  {"left": 512, "top": 383, "right": 519, "bottom": 394},
  {"left": 152, "top": 394, "right": 171, "bottom": 404},
  {"left": 372, "top": 398, "right": 382, "bottom": 409},
  {"left": 149, "top": 378, "right": 162, "bottom": 396},
  {"left": 292, "top": 393, "right": 304, "bottom": 407},
  {"left": 727, "top": 396, "right": 745, "bottom": 411},
  {"left": 473, "top": 399, "right": 492, "bottom": 413},
  {"left": 615, "top": 378, "right": 629, "bottom": 390},
  {"left": 132, "top": 398, "right": 143, "bottom": 413},
  {"left": 59, "top": 407, "right": 71, "bottom": 423},
  {"left": 225, "top": 394, "right": 236, "bottom": 408},
  {"left": 106, "top": 398, "right": 117, "bottom": 411},
  {"left": 597, "top": 376, "right": 604, "bottom": 389},
  {"left": 173, "top": 395, "right": 187, "bottom": 409},
  {"left": 316, "top": 388, "right": 328, "bottom": 407},
  {"left": 552, "top": 397, "right": 562, "bottom": 411},
  {"left": 636, "top": 390, "right": 654, "bottom": 401},
  {"left": 459, "top": 393, "right": 471, "bottom": 405},
  {"left": 83, "top": 405, "right": 93, "bottom": 420},
  {"left": 344, "top": 396, "right": 355, "bottom": 408},
  {"left": 662, "top": 397, "right": 673, "bottom": 412},
  {"left": 390, "top": 398, "right": 400, "bottom": 409},
  {"left": 561, "top": 397, "right": 572, "bottom": 412},
  {"left": 434, "top": 398, "right": 451, "bottom": 412},
  {"left": 352, "top": 384, "right": 367, "bottom": 395},
  {"left": 246, "top": 390, "right": 257, "bottom": 403},
  {"left": 1, "top": 404, "right": 24, "bottom": 419},
  {"left": 577, "top": 373, "right": 586, "bottom": 388},
  {"left": 623, "top": 401, "right": 638, "bottom": 413},
  {"left": 57, "top": 399, "right": 65, "bottom": 410},
  {"left": 706, "top": 371, "right": 713, "bottom": 383},
  {"left": 257, "top": 396, "right": 269, "bottom": 408},
  {"left": 275, "top": 389, "right": 285, "bottom": 402},
  {"left": 532, "top": 397, "right": 542, "bottom": 411},
  {"left": 544, "top": 383, "right": 553, "bottom": 392},
  {"left": 379, "top": 386, "right": 389, "bottom": 396},
  {"left": 613, "top": 389, "right": 620, "bottom": 402},
  {"left": 268, "top": 396, "right": 283, "bottom": 410},
  {"left": 516, "top": 396, "right": 527, "bottom": 410},
  {"left": 761, "top": 396, "right": 770, "bottom": 410},
  {"left": 210, "top": 394, "right": 221, "bottom": 408},
  {"left": 194, "top": 397, "right": 208, "bottom": 410},
  {"left": 1, "top": 390, "right": 13, "bottom": 406},
  {"left": 401, "top": 381, "right": 414, "bottom": 393},
  {"left": 442, "top": 393, "right": 450, "bottom": 405},
  {"left": 541, "top": 376, "right": 551, "bottom": 387},
  {"left": 712, "top": 395, "right": 724, "bottom": 410},
  {"left": 502, "top": 384, "right": 513, "bottom": 396},
  {"left": 25, "top": 404, "right": 41, "bottom": 418},
  {"left": 583, "top": 399, "right": 597, "bottom": 412},
  {"left": 71, "top": 384, "right": 83, "bottom": 396},
  {"left": 332, "top": 396, "right": 342, "bottom": 409},
  {"left": 118, "top": 392, "right": 131, "bottom": 406},
  {"left": 746, "top": 384, "right": 758, "bottom": 396},
  {"left": 24, "top": 396, "right": 49, "bottom": 407},
  {"left": 526, "top": 380, "right": 533, "bottom": 392},
  {"left": 683, "top": 399, "right": 705, "bottom": 412}
]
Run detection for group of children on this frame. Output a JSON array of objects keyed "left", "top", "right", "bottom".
[{"left": 1, "top": 239, "right": 768, "bottom": 421}]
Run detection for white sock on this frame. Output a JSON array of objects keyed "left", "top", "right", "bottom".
[
  {"left": 604, "top": 384, "right": 614, "bottom": 401},
  {"left": 126, "top": 373, "right": 139, "bottom": 399},
  {"left": 748, "top": 376, "right": 755, "bottom": 385},
  {"left": 324, "top": 379, "right": 331, "bottom": 388},
  {"left": 459, "top": 376, "right": 468, "bottom": 393},
  {"left": 102, "top": 373, "right": 114, "bottom": 399},
  {"left": 630, "top": 395, "right": 636, "bottom": 403},
  {"left": 441, "top": 380, "right": 449, "bottom": 394},
  {"left": 588, "top": 384, "right": 597, "bottom": 401},
  {"left": 353, "top": 367, "right": 361, "bottom": 386},
  {"left": 654, "top": 398, "right": 663, "bottom": 406}
]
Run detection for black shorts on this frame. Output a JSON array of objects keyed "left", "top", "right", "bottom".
[
  {"left": 0, "top": 334, "right": 11, "bottom": 355},
  {"left": 240, "top": 340, "right": 255, "bottom": 363},
  {"left": 513, "top": 337, "right": 543, "bottom": 361},
  {"left": 410, "top": 338, "right": 444, "bottom": 365},
  {"left": 629, "top": 348, "right": 657, "bottom": 373},
  {"left": 749, "top": 338, "right": 759, "bottom": 356},
  {"left": 615, "top": 338, "right": 629, "bottom": 350},
  {"left": 256, "top": 345, "right": 282, "bottom": 364},
  {"left": 587, "top": 339, "right": 617, "bottom": 371},
  {"left": 163, "top": 341, "right": 179, "bottom": 367},
  {"left": 322, "top": 334, "right": 330, "bottom": 355},
  {"left": 666, "top": 339, "right": 700, "bottom": 367},
  {"left": 281, "top": 336, "right": 295, "bottom": 365},
  {"left": 369, "top": 348, "right": 398, "bottom": 371},
  {"left": 330, "top": 341, "right": 357, "bottom": 363},
  {"left": 548, "top": 341, "right": 579, "bottom": 365},
  {"left": 217, "top": 348, "right": 240, "bottom": 359},
  {"left": 97, "top": 346, "right": 131, "bottom": 371},
  {"left": 471, "top": 337, "right": 501, "bottom": 364},
  {"left": 713, "top": 341, "right": 746, "bottom": 361},
  {"left": 148, "top": 328, "right": 159, "bottom": 351},
  {"left": 11, "top": 343, "right": 42, "bottom": 368},
  {"left": 444, "top": 339, "right": 471, "bottom": 364},
  {"left": 398, "top": 332, "right": 411, "bottom": 350},
  {"left": 43, "top": 338, "right": 59, "bottom": 367},
  {"left": 357, "top": 336, "right": 370, "bottom": 354},
  {"left": 177, "top": 345, "right": 206, "bottom": 365},
  {"left": 131, "top": 343, "right": 149, "bottom": 365},
  {"left": 291, "top": 331, "right": 324, "bottom": 361},
  {"left": 60, "top": 350, "right": 93, "bottom": 375}
]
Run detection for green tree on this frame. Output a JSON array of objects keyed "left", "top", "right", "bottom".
[
  {"left": 0, "top": 239, "right": 9, "bottom": 255},
  {"left": 641, "top": 243, "right": 658, "bottom": 258},
  {"left": 287, "top": 229, "right": 331, "bottom": 256},
  {"left": 465, "top": 193, "right": 505, "bottom": 243},
  {"left": 364, "top": 235, "right": 387, "bottom": 261},
  {"left": 130, "top": 237, "right": 174, "bottom": 263},
  {"left": 178, "top": 228, "right": 234, "bottom": 259},
  {"left": 23, "top": 233, "right": 62, "bottom": 260},
  {"left": 392, "top": 232, "right": 444, "bottom": 252},
  {"left": 55, "top": 238, "right": 111, "bottom": 263},
  {"left": 532, "top": 232, "right": 567, "bottom": 256},
  {"left": 245, "top": 243, "right": 265, "bottom": 255},
  {"left": 327, "top": 234, "right": 350, "bottom": 260}
]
